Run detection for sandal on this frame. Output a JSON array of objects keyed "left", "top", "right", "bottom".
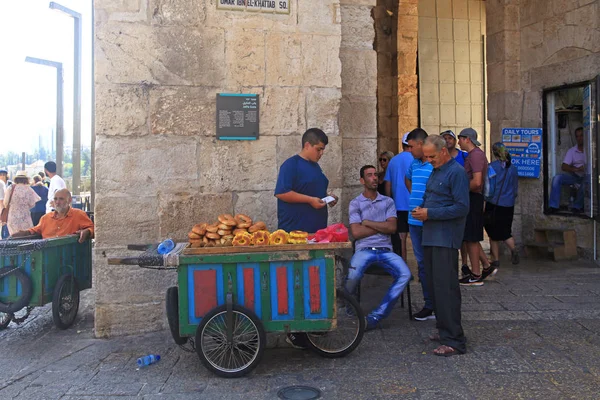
[{"left": 433, "top": 345, "right": 462, "bottom": 357}]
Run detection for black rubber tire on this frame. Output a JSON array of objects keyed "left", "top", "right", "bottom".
[
  {"left": 0, "top": 267, "right": 33, "bottom": 314},
  {"left": 196, "top": 304, "right": 265, "bottom": 378},
  {"left": 306, "top": 288, "right": 366, "bottom": 358},
  {"left": 166, "top": 287, "right": 188, "bottom": 345},
  {"left": 52, "top": 274, "right": 80, "bottom": 329},
  {"left": 0, "top": 312, "right": 12, "bottom": 330}
]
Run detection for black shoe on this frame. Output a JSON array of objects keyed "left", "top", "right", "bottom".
[
  {"left": 511, "top": 250, "right": 520, "bottom": 265},
  {"left": 548, "top": 207, "right": 559, "bottom": 214},
  {"left": 459, "top": 273, "right": 484, "bottom": 286},
  {"left": 461, "top": 264, "right": 471, "bottom": 278},
  {"left": 285, "top": 333, "right": 308, "bottom": 349},
  {"left": 481, "top": 264, "right": 498, "bottom": 280},
  {"left": 413, "top": 308, "right": 435, "bottom": 321}
]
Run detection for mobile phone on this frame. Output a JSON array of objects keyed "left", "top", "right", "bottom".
[{"left": 322, "top": 196, "right": 336, "bottom": 204}]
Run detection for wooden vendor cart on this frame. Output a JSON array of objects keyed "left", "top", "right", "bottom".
[
  {"left": 0, "top": 235, "right": 92, "bottom": 330},
  {"left": 109, "top": 242, "right": 365, "bottom": 378}
]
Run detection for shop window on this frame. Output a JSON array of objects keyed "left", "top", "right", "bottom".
[{"left": 543, "top": 77, "right": 599, "bottom": 219}]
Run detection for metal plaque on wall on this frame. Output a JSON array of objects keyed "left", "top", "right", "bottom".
[
  {"left": 216, "top": 0, "right": 290, "bottom": 14},
  {"left": 216, "top": 94, "right": 259, "bottom": 140}
]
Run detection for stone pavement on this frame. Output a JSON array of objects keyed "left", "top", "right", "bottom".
[{"left": 1, "top": 255, "right": 600, "bottom": 400}]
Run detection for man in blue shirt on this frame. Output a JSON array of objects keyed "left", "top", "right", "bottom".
[
  {"left": 384, "top": 132, "right": 414, "bottom": 260},
  {"left": 275, "top": 128, "right": 338, "bottom": 233},
  {"left": 347, "top": 165, "right": 412, "bottom": 331},
  {"left": 412, "top": 135, "right": 469, "bottom": 357},
  {"left": 404, "top": 128, "right": 435, "bottom": 321},
  {"left": 441, "top": 130, "right": 468, "bottom": 166}
]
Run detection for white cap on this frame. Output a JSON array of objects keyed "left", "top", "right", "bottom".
[{"left": 402, "top": 132, "right": 410, "bottom": 145}]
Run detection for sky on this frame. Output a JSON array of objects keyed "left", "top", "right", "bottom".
[{"left": 0, "top": 0, "right": 92, "bottom": 156}]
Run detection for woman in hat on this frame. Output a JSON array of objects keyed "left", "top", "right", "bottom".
[
  {"left": 377, "top": 150, "right": 395, "bottom": 195},
  {"left": 3, "top": 171, "right": 41, "bottom": 235}
]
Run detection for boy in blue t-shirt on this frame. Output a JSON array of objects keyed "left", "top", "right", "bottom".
[
  {"left": 441, "top": 130, "right": 468, "bottom": 166},
  {"left": 275, "top": 128, "right": 338, "bottom": 234}
]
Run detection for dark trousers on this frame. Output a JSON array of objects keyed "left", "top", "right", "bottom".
[
  {"left": 424, "top": 246, "right": 466, "bottom": 353},
  {"left": 31, "top": 212, "right": 44, "bottom": 227}
]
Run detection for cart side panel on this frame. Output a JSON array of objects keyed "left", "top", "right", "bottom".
[
  {"left": 236, "top": 263, "right": 261, "bottom": 318},
  {"left": 269, "top": 261, "right": 295, "bottom": 321},
  {"left": 186, "top": 264, "right": 224, "bottom": 326},
  {"left": 42, "top": 240, "right": 92, "bottom": 302},
  {"left": 0, "top": 251, "right": 44, "bottom": 306},
  {"left": 302, "top": 258, "right": 328, "bottom": 320}
]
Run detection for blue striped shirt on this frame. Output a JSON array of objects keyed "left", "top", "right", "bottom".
[
  {"left": 349, "top": 193, "right": 397, "bottom": 251},
  {"left": 406, "top": 159, "right": 434, "bottom": 227}
]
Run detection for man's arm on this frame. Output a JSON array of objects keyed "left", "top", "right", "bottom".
[
  {"left": 384, "top": 181, "right": 392, "bottom": 197},
  {"left": 361, "top": 218, "right": 396, "bottom": 234},
  {"left": 350, "top": 223, "right": 379, "bottom": 240},
  {"left": 561, "top": 163, "right": 584, "bottom": 173},
  {"left": 275, "top": 191, "right": 325, "bottom": 209},
  {"left": 405, "top": 177, "right": 412, "bottom": 193},
  {"left": 469, "top": 171, "right": 483, "bottom": 192}
]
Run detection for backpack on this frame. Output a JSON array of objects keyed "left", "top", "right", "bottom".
[{"left": 483, "top": 164, "right": 497, "bottom": 201}]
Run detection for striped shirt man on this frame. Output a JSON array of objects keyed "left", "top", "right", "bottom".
[
  {"left": 406, "top": 159, "right": 434, "bottom": 227},
  {"left": 348, "top": 192, "right": 396, "bottom": 251}
]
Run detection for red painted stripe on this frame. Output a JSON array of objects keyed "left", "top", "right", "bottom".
[
  {"left": 276, "top": 267, "right": 288, "bottom": 315},
  {"left": 243, "top": 268, "right": 255, "bottom": 311},
  {"left": 194, "top": 270, "right": 217, "bottom": 318},
  {"left": 309, "top": 266, "right": 321, "bottom": 314}
]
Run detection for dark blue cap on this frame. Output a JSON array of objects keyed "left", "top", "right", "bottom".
[{"left": 0, "top": 169, "right": 7, "bottom": 174}]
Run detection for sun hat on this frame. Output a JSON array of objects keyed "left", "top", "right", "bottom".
[{"left": 15, "top": 170, "right": 28, "bottom": 179}]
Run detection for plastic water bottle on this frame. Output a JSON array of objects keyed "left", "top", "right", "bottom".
[
  {"left": 137, "top": 354, "right": 161, "bottom": 367},
  {"left": 157, "top": 239, "right": 175, "bottom": 255}
]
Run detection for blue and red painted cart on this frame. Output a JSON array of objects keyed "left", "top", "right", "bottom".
[{"left": 110, "top": 242, "right": 365, "bottom": 378}]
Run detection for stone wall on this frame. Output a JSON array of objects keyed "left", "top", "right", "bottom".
[
  {"left": 486, "top": 0, "right": 600, "bottom": 252},
  {"left": 93, "top": 0, "right": 373, "bottom": 337},
  {"left": 397, "top": 0, "right": 419, "bottom": 140}
]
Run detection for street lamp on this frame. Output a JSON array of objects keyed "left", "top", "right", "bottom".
[
  {"left": 49, "top": 1, "right": 81, "bottom": 195},
  {"left": 24, "top": 56, "right": 64, "bottom": 177}
]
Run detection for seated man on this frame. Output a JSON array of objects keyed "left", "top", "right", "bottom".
[
  {"left": 345, "top": 165, "right": 412, "bottom": 331},
  {"left": 549, "top": 127, "right": 585, "bottom": 213},
  {"left": 11, "top": 189, "right": 93, "bottom": 243}
]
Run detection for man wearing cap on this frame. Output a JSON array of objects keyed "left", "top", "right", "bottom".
[
  {"left": 0, "top": 169, "right": 9, "bottom": 238},
  {"left": 44, "top": 161, "right": 66, "bottom": 214},
  {"left": 441, "top": 130, "right": 468, "bottom": 167},
  {"left": 11, "top": 188, "right": 93, "bottom": 243},
  {"left": 384, "top": 132, "right": 414, "bottom": 260},
  {"left": 457, "top": 128, "right": 493, "bottom": 286}
]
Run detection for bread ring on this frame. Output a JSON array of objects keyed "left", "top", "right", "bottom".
[
  {"left": 232, "top": 232, "right": 252, "bottom": 247},
  {"left": 221, "top": 234, "right": 234, "bottom": 240},
  {"left": 206, "top": 232, "right": 220, "bottom": 240},
  {"left": 217, "top": 223, "right": 231, "bottom": 230},
  {"left": 218, "top": 214, "right": 236, "bottom": 224},
  {"left": 220, "top": 238, "right": 233, "bottom": 246},
  {"left": 205, "top": 239, "right": 216, "bottom": 247},
  {"left": 251, "top": 230, "right": 270, "bottom": 246},
  {"left": 217, "top": 229, "right": 232, "bottom": 236},
  {"left": 233, "top": 228, "right": 248, "bottom": 235},
  {"left": 189, "top": 238, "right": 202, "bottom": 244},
  {"left": 192, "top": 223, "right": 207, "bottom": 236},
  {"left": 237, "top": 222, "right": 252, "bottom": 229},
  {"left": 206, "top": 224, "right": 219, "bottom": 233},
  {"left": 235, "top": 214, "right": 252, "bottom": 225},
  {"left": 269, "top": 230, "right": 289, "bottom": 245},
  {"left": 202, "top": 236, "right": 209, "bottom": 245},
  {"left": 288, "top": 237, "right": 308, "bottom": 244},
  {"left": 190, "top": 241, "right": 204, "bottom": 248},
  {"left": 188, "top": 231, "right": 202, "bottom": 240},
  {"left": 289, "top": 230, "right": 308, "bottom": 238},
  {"left": 249, "top": 221, "right": 267, "bottom": 233}
]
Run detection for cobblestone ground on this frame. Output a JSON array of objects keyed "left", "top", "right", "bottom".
[{"left": 1, "top": 255, "right": 600, "bottom": 399}]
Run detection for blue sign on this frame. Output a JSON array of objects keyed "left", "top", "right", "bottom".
[{"left": 502, "top": 128, "right": 543, "bottom": 178}]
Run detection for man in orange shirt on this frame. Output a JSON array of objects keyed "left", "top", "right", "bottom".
[{"left": 11, "top": 189, "right": 93, "bottom": 243}]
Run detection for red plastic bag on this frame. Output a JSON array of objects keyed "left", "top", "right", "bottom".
[{"left": 314, "top": 223, "right": 348, "bottom": 243}]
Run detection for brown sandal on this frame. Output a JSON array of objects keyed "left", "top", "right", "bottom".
[{"left": 433, "top": 345, "right": 461, "bottom": 357}]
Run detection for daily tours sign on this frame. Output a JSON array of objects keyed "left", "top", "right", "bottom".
[
  {"left": 217, "top": 0, "right": 290, "bottom": 13},
  {"left": 502, "top": 128, "right": 543, "bottom": 178}
]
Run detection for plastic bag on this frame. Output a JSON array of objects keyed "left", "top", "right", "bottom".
[{"left": 314, "top": 223, "right": 348, "bottom": 243}]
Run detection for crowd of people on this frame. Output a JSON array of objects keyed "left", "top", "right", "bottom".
[{"left": 0, "top": 161, "right": 92, "bottom": 243}]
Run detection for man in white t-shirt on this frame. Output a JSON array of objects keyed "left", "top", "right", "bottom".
[
  {"left": 549, "top": 128, "right": 586, "bottom": 213},
  {"left": 44, "top": 161, "right": 66, "bottom": 213}
]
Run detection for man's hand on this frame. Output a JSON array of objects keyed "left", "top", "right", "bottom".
[
  {"left": 77, "top": 228, "right": 91, "bottom": 243},
  {"left": 411, "top": 207, "right": 428, "bottom": 222},
  {"left": 309, "top": 197, "right": 327, "bottom": 210},
  {"left": 328, "top": 194, "right": 339, "bottom": 208}
]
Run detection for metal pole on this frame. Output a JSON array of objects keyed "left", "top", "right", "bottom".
[{"left": 21, "top": 152, "right": 26, "bottom": 170}]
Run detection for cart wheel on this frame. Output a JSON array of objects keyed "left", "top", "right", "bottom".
[
  {"left": 306, "top": 288, "right": 365, "bottom": 358},
  {"left": 195, "top": 304, "right": 265, "bottom": 378},
  {"left": 166, "top": 287, "right": 188, "bottom": 345},
  {"left": 0, "top": 267, "right": 33, "bottom": 314},
  {"left": 0, "top": 312, "right": 12, "bottom": 330},
  {"left": 52, "top": 274, "right": 80, "bottom": 330}
]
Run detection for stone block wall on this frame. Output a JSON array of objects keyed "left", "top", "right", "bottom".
[
  {"left": 486, "top": 0, "right": 600, "bottom": 252},
  {"left": 94, "top": 0, "right": 380, "bottom": 336}
]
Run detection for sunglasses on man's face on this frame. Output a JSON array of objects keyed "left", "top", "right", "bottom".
[{"left": 379, "top": 158, "right": 388, "bottom": 162}]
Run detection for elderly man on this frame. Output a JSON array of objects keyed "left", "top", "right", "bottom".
[
  {"left": 412, "top": 135, "right": 469, "bottom": 356},
  {"left": 11, "top": 189, "right": 93, "bottom": 243},
  {"left": 549, "top": 127, "right": 585, "bottom": 213}
]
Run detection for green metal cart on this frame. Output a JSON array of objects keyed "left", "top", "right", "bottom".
[
  {"left": 0, "top": 235, "right": 92, "bottom": 330},
  {"left": 110, "top": 242, "right": 365, "bottom": 378}
]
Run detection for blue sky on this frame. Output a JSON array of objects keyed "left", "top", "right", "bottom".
[{"left": 0, "top": 0, "right": 92, "bottom": 155}]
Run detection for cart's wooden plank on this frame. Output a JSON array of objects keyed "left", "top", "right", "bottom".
[{"left": 182, "top": 242, "right": 351, "bottom": 255}]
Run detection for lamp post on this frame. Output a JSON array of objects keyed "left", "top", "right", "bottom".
[
  {"left": 49, "top": 1, "right": 81, "bottom": 195},
  {"left": 24, "top": 56, "right": 64, "bottom": 177}
]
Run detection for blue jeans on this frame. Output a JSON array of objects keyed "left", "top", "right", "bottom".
[
  {"left": 345, "top": 248, "right": 412, "bottom": 320},
  {"left": 549, "top": 173, "right": 584, "bottom": 209},
  {"left": 1, "top": 225, "right": 8, "bottom": 239},
  {"left": 409, "top": 224, "right": 433, "bottom": 310}
]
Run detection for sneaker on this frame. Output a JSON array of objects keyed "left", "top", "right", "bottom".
[
  {"left": 459, "top": 273, "right": 484, "bottom": 286},
  {"left": 285, "top": 333, "right": 308, "bottom": 349},
  {"left": 511, "top": 250, "right": 520, "bottom": 265},
  {"left": 481, "top": 264, "right": 498, "bottom": 280},
  {"left": 413, "top": 308, "right": 435, "bottom": 321},
  {"left": 365, "top": 315, "right": 380, "bottom": 331},
  {"left": 461, "top": 264, "right": 471, "bottom": 278}
]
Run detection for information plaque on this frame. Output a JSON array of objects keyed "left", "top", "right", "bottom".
[
  {"left": 216, "top": 94, "right": 259, "bottom": 140},
  {"left": 502, "top": 128, "right": 543, "bottom": 178},
  {"left": 217, "top": 0, "right": 290, "bottom": 14}
]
